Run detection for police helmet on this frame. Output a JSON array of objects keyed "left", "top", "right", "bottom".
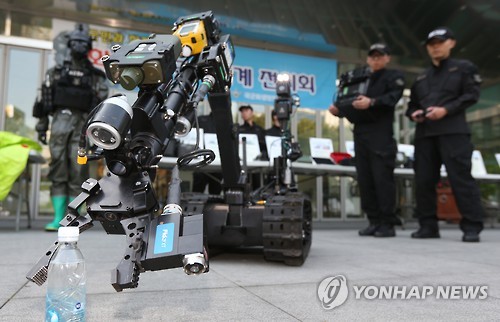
[{"left": 67, "top": 23, "right": 92, "bottom": 49}]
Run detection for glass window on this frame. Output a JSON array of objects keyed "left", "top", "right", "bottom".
[
  {"left": 253, "top": 109, "right": 266, "bottom": 129},
  {"left": 345, "top": 178, "right": 363, "bottom": 218},
  {"left": 320, "top": 110, "right": 341, "bottom": 151},
  {"left": 295, "top": 108, "right": 319, "bottom": 218},
  {"left": 0, "top": 11, "right": 5, "bottom": 35},
  {"left": 323, "top": 176, "right": 341, "bottom": 218},
  {"left": 343, "top": 118, "right": 354, "bottom": 146},
  {"left": 295, "top": 108, "right": 316, "bottom": 157},
  {"left": 10, "top": 12, "right": 51, "bottom": 40},
  {"left": 1, "top": 46, "right": 49, "bottom": 218},
  {"left": 296, "top": 175, "right": 318, "bottom": 220},
  {"left": 319, "top": 110, "right": 342, "bottom": 218},
  {"left": 4, "top": 47, "right": 42, "bottom": 137}
]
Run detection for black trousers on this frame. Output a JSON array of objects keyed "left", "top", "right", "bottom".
[
  {"left": 414, "top": 134, "right": 484, "bottom": 232},
  {"left": 354, "top": 134, "right": 398, "bottom": 225}
]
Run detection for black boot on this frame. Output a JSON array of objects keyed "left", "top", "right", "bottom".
[
  {"left": 460, "top": 219, "right": 482, "bottom": 243},
  {"left": 374, "top": 224, "right": 395, "bottom": 237},
  {"left": 411, "top": 226, "right": 440, "bottom": 239},
  {"left": 358, "top": 224, "right": 379, "bottom": 236},
  {"left": 462, "top": 231, "right": 480, "bottom": 243}
]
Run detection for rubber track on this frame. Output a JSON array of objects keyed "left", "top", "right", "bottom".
[{"left": 262, "top": 192, "right": 312, "bottom": 266}]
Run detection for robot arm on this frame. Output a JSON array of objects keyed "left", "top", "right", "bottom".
[{"left": 27, "top": 11, "right": 234, "bottom": 292}]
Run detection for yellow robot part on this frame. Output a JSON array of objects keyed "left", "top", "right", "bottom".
[{"left": 173, "top": 20, "right": 208, "bottom": 57}]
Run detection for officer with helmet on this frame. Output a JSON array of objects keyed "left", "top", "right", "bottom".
[{"left": 33, "top": 23, "right": 109, "bottom": 231}]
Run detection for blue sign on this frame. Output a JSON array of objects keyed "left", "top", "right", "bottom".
[
  {"left": 231, "top": 46, "right": 337, "bottom": 108},
  {"left": 154, "top": 223, "right": 175, "bottom": 254}
]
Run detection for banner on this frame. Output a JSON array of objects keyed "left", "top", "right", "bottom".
[{"left": 231, "top": 46, "right": 337, "bottom": 108}]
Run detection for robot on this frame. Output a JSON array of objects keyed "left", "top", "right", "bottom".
[{"left": 27, "top": 11, "right": 311, "bottom": 292}]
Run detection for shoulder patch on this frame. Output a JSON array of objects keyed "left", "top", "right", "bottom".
[
  {"left": 395, "top": 78, "right": 405, "bottom": 86},
  {"left": 448, "top": 66, "right": 458, "bottom": 72},
  {"left": 473, "top": 74, "right": 482, "bottom": 84}
]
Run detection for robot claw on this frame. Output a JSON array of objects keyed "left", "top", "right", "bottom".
[{"left": 111, "top": 211, "right": 208, "bottom": 292}]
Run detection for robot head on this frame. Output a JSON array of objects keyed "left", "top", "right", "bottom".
[{"left": 68, "top": 24, "right": 92, "bottom": 59}]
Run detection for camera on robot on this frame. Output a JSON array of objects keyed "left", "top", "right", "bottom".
[
  {"left": 274, "top": 73, "right": 300, "bottom": 121},
  {"left": 100, "top": 34, "right": 182, "bottom": 90}
]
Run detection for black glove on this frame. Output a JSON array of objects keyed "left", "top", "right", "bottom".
[
  {"left": 38, "top": 131, "right": 47, "bottom": 145},
  {"left": 35, "top": 116, "right": 49, "bottom": 145}
]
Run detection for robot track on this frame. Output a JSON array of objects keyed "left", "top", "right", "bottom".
[{"left": 262, "top": 192, "right": 312, "bottom": 266}]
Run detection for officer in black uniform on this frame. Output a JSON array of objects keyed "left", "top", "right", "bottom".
[
  {"left": 329, "top": 43, "right": 405, "bottom": 237},
  {"left": 238, "top": 105, "right": 268, "bottom": 159},
  {"left": 33, "top": 24, "right": 108, "bottom": 231},
  {"left": 265, "top": 110, "right": 282, "bottom": 137},
  {"left": 238, "top": 104, "right": 268, "bottom": 189},
  {"left": 406, "top": 27, "right": 485, "bottom": 242}
]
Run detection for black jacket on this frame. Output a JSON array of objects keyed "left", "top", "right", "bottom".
[
  {"left": 265, "top": 125, "right": 281, "bottom": 137},
  {"left": 406, "top": 58, "right": 481, "bottom": 138},
  {"left": 340, "top": 68, "right": 405, "bottom": 135}
]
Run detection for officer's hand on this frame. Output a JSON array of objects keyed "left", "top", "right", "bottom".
[
  {"left": 425, "top": 106, "right": 448, "bottom": 121},
  {"left": 352, "top": 95, "right": 371, "bottom": 110},
  {"left": 38, "top": 131, "right": 47, "bottom": 145},
  {"left": 411, "top": 110, "right": 426, "bottom": 123},
  {"left": 328, "top": 104, "right": 340, "bottom": 116}
]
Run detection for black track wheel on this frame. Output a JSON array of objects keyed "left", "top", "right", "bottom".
[{"left": 262, "top": 193, "right": 312, "bottom": 266}]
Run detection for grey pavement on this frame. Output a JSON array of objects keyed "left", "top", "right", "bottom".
[{"left": 1, "top": 220, "right": 500, "bottom": 321}]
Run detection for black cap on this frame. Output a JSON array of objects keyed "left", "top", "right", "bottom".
[
  {"left": 239, "top": 105, "right": 253, "bottom": 111},
  {"left": 425, "top": 27, "right": 455, "bottom": 44},
  {"left": 368, "top": 43, "right": 390, "bottom": 56}
]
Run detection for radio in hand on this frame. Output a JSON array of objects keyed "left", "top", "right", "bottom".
[{"left": 334, "top": 66, "right": 375, "bottom": 123}]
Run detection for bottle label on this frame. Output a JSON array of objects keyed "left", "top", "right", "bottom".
[
  {"left": 154, "top": 222, "right": 174, "bottom": 254},
  {"left": 46, "top": 296, "right": 85, "bottom": 321}
]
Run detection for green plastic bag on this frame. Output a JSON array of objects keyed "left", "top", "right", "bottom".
[{"left": 0, "top": 131, "right": 42, "bottom": 201}]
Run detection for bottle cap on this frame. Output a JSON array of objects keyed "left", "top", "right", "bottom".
[{"left": 58, "top": 226, "right": 79, "bottom": 242}]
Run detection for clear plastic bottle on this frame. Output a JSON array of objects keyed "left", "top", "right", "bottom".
[{"left": 45, "top": 226, "right": 86, "bottom": 322}]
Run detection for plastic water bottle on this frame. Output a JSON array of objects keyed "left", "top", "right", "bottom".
[{"left": 45, "top": 227, "right": 86, "bottom": 322}]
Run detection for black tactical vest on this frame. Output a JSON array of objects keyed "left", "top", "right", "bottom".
[{"left": 52, "top": 64, "right": 94, "bottom": 112}]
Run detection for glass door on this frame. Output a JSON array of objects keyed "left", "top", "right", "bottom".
[
  {"left": 1, "top": 43, "right": 51, "bottom": 220},
  {"left": 3, "top": 47, "right": 43, "bottom": 136}
]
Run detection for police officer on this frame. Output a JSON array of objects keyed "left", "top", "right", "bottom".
[
  {"left": 406, "top": 27, "right": 485, "bottom": 242},
  {"left": 329, "top": 43, "right": 405, "bottom": 237},
  {"left": 238, "top": 105, "right": 268, "bottom": 160},
  {"left": 34, "top": 24, "right": 109, "bottom": 231},
  {"left": 238, "top": 104, "right": 268, "bottom": 189},
  {"left": 265, "top": 110, "right": 282, "bottom": 137}
]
